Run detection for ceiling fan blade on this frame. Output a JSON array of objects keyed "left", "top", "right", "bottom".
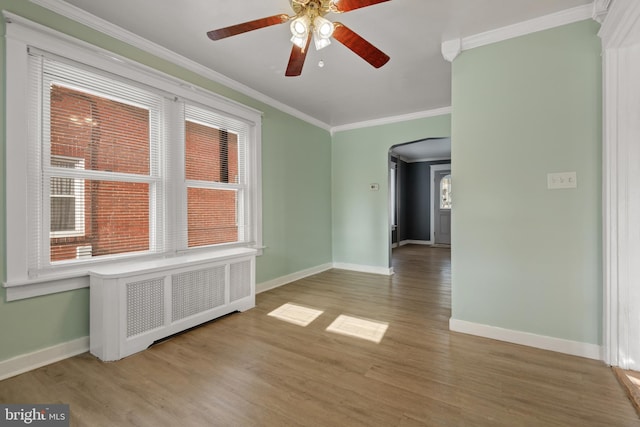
[
  {"left": 332, "top": 23, "right": 390, "bottom": 68},
  {"left": 333, "top": 0, "right": 391, "bottom": 13},
  {"left": 207, "top": 14, "right": 290, "bottom": 40},
  {"left": 285, "top": 33, "right": 312, "bottom": 77}
]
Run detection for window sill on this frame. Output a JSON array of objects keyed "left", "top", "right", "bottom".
[
  {"left": 50, "top": 231, "right": 85, "bottom": 239},
  {"left": 3, "top": 247, "right": 258, "bottom": 302}
]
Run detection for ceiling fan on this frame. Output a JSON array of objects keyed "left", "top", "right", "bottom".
[{"left": 207, "top": 0, "right": 391, "bottom": 77}]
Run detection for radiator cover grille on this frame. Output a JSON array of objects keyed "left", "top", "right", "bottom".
[
  {"left": 126, "top": 277, "right": 165, "bottom": 338},
  {"left": 171, "top": 266, "right": 226, "bottom": 322},
  {"left": 230, "top": 260, "right": 252, "bottom": 302}
]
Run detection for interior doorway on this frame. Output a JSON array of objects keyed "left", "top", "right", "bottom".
[{"left": 388, "top": 138, "right": 451, "bottom": 255}]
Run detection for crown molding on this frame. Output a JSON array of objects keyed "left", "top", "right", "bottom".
[
  {"left": 441, "top": 38, "right": 461, "bottom": 63},
  {"left": 29, "top": 0, "right": 331, "bottom": 131},
  {"left": 331, "top": 107, "right": 452, "bottom": 134},
  {"left": 441, "top": 4, "right": 594, "bottom": 61},
  {"left": 593, "top": 0, "right": 613, "bottom": 24},
  {"left": 599, "top": 0, "right": 640, "bottom": 48}
]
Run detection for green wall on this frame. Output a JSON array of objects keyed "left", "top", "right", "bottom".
[
  {"left": 0, "top": 1, "right": 603, "bottom": 365},
  {"left": 451, "top": 20, "right": 602, "bottom": 344},
  {"left": 0, "top": 1, "right": 332, "bottom": 361},
  {"left": 332, "top": 116, "right": 451, "bottom": 269}
]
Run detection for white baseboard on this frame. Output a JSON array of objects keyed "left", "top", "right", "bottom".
[
  {"left": 449, "top": 318, "right": 602, "bottom": 361},
  {"left": 257, "top": 261, "right": 395, "bottom": 294},
  {"left": 402, "top": 240, "right": 433, "bottom": 246},
  {"left": 256, "top": 263, "right": 333, "bottom": 294},
  {"left": 0, "top": 336, "right": 89, "bottom": 381},
  {"left": 332, "top": 263, "right": 394, "bottom": 276}
]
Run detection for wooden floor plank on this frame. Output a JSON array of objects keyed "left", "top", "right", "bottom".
[{"left": 0, "top": 245, "right": 638, "bottom": 426}]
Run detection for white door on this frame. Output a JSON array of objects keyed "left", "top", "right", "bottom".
[{"left": 434, "top": 170, "right": 451, "bottom": 245}]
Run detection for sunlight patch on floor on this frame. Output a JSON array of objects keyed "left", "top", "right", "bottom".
[
  {"left": 326, "top": 315, "right": 389, "bottom": 343},
  {"left": 627, "top": 373, "right": 640, "bottom": 387},
  {"left": 267, "top": 303, "right": 324, "bottom": 327}
]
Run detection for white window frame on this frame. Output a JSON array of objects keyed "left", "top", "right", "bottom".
[
  {"left": 49, "top": 156, "right": 86, "bottom": 238},
  {"left": 37, "top": 70, "right": 166, "bottom": 269},
  {"left": 4, "top": 13, "right": 262, "bottom": 300},
  {"left": 181, "top": 116, "right": 248, "bottom": 249}
]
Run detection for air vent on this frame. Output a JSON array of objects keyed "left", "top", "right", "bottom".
[{"left": 76, "top": 245, "right": 92, "bottom": 259}]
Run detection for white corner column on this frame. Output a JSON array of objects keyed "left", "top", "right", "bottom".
[{"left": 599, "top": 0, "right": 640, "bottom": 368}]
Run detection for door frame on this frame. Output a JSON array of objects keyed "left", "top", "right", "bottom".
[
  {"left": 389, "top": 158, "right": 398, "bottom": 249},
  {"left": 600, "top": 0, "right": 640, "bottom": 367},
  {"left": 430, "top": 163, "right": 451, "bottom": 245}
]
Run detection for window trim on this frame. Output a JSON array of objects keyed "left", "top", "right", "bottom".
[{"left": 4, "top": 13, "right": 263, "bottom": 300}]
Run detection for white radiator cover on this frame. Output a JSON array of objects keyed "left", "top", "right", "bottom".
[{"left": 90, "top": 248, "right": 256, "bottom": 361}]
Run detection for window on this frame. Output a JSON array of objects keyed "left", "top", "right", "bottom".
[
  {"left": 5, "top": 17, "right": 262, "bottom": 298},
  {"left": 440, "top": 174, "right": 452, "bottom": 210},
  {"left": 50, "top": 156, "right": 85, "bottom": 238},
  {"left": 183, "top": 105, "right": 250, "bottom": 249},
  {"left": 40, "top": 62, "right": 163, "bottom": 265}
]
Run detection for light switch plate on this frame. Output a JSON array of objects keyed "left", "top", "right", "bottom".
[{"left": 547, "top": 172, "right": 577, "bottom": 189}]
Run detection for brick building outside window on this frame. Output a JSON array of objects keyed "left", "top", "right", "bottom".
[{"left": 49, "top": 85, "right": 242, "bottom": 263}]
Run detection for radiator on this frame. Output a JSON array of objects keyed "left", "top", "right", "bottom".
[{"left": 89, "top": 248, "right": 256, "bottom": 361}]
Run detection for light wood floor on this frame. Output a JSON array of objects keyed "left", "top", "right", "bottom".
[{"left": 1, "top": 245, "right": 638, "bottom": 426}]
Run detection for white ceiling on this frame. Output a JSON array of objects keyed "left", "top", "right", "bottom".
[{"left": 59, "top": 0, "right": 593, "bottom": 128}]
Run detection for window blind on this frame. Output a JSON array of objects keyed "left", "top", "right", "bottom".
[
  {"left": 29, "top": 53, "right": 166, "bottom": 271},
  {"left": 181, "top": 103, "right": 251, "bottom": 249}
]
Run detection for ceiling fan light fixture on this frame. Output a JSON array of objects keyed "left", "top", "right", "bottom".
[
  {"left": 314, "top": 16, "right": 334, "bottom": 39},
  {"left": 313, "top": 34, "right": 332, "bottom": 50},
  {"left": 291, "top": 34, "right": 308, "bottom": 49},
  {"left": 290, "top": 15, "right": 310, "bottom": 39},
  {"left": 312, "top": 15, "right": 334, "bottom": 50},
  {"left": 207, "top": 0, "right": 391, "bottom": 76}
]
